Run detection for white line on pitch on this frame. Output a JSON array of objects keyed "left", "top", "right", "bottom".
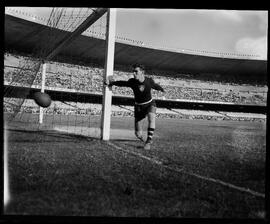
[{"left": 106, "top": 141, "right": 265, "bottom": 199}]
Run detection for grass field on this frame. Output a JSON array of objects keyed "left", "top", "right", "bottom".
[{"left": 4, "top": 114, "right": 266, "bottom": 218}]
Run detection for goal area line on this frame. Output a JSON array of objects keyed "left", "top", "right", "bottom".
[{"left": 106, "top": 141, "right": 265, "bottom": 199}]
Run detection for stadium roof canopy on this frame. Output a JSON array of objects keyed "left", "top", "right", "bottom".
[{"left": 5, "top": 14, "right": 267, "bottom": 79}]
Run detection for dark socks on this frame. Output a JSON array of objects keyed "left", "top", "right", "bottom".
[{"left": 147, "top": 127, "right": 155, "bottom": 142}]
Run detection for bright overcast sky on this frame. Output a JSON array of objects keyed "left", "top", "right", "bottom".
[
  {"left": 5, "top": 7, "right": 268, "bottom": 60},
  {"left": 116, "top": 9, "right": 268, "bottom": 59}
]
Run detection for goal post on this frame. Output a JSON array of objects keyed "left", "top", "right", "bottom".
[
  {"left": 39, "top": 62, "right": 47, "bottom": 124},
  {"left": 101, "top": 8, "right": 117, "bottom": 141}
]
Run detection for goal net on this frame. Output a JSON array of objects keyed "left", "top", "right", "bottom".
[{"left": 4, "top": 7, "right": 108, "bottom": 138}]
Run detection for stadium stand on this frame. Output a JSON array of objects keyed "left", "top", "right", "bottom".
[{"left": 4, "top": 52, "right": 267, "bottom": 121}]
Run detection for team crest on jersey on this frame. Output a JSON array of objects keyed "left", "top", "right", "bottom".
[{"left": 139, "top": 85, "right": 145, "bottom": 92}]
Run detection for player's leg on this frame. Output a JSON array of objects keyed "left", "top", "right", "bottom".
[
  {"left": 144, "top": 104, "right": 156, "bottom": 150},
  {"left": 146, "top": 112, "right": 155, "bottom": 142},
  {"left": 135, "top": 117, "right": 144, "bottom": 142},
  {"left": 134, "top": 105, "right": 145, "bottom": 142}
]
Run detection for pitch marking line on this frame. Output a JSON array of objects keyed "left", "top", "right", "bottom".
[{"left": 106, "top": 141, "right": 265, "bottom": 199}]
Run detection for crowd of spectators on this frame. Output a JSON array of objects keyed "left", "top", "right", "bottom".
[
  {"left": 3, "top": 100, "right": 265, "bottom": 123},
  {"left": 32, "top": 62, "right": 268, "bottom": 105},
  {"left": 4, "top": 52, "right": 267, "bottom": 122}
]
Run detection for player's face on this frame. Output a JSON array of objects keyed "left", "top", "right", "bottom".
[{"left": 133, "top": 67, "right": 143, "bottom": 80}]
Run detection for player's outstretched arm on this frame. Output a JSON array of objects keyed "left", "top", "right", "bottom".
[
  {"left": 151, "top": 78, "right": 165, "bottom": 92},
  {"left": 104, "top": 77, "right": 131, "bottom": 87}
]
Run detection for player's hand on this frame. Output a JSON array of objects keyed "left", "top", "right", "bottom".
[{"left": 104, "top": 77, "right": 111, "bottom": 86}]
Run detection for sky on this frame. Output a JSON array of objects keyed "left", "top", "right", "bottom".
[
  {"left": 5, "top": 7, "right": 268, "bottom": 60},
  {"left": 116, "top": 9, "right": 268, "bottom": 59}
]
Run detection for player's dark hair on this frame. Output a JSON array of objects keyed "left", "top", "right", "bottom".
[{"left": 132, "top": 63, "right": 145, "bottom": 71}]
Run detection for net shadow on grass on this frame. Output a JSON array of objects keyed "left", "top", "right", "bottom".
[{"left": 5, "top": 128, "right": 99, "bottom": 142}]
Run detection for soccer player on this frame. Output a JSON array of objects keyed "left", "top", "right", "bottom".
[{"left": 105, "top": 64, "right": 165, "bottom": 150}]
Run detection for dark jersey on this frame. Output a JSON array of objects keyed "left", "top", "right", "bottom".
[{"left": 111, "top": 77, "right": 164, "bottom": 104}]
